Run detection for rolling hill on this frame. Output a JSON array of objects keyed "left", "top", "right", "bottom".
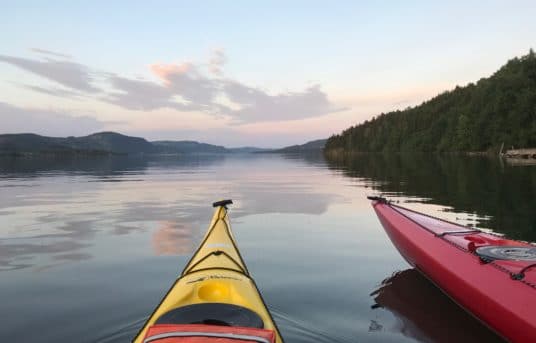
[
  {"left": 0, "top": 132, "right": 156, "bottom": 155},
  {"left": 0, "top": 132, "right": 267, "bottom": 155},
  {"left": 151, "top": 140, "right": 228, "bottom": 154}
]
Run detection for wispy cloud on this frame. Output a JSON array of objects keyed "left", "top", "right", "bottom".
[
  {"left": 0, "top": 50, "right": 345, "bottom": 123},
  {"left": 104, "top": 74, "right": 178, "bottom": 111},
  {"left": 0, "top": 102, "right": 105, "bottom": 136},
  {"left": 21, "top": 84, "right": 83, "bottom": 99},
  {"left": 30, "top": 48, "right": 72, "bottom": 59},
  {"left": 221, "top": 81, "right": 343, "bottom": 122},
  {"left": 149, "top": 62, "right": 219, "bottom": 106},
  {"left": 0, "top": 54, "right": 99, "bottom": 93}
]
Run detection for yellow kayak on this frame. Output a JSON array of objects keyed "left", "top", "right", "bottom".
[{"left": 133, "top": 200, "right": 283, "bottom": 343}]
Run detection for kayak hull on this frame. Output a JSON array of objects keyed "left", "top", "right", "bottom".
[
  {"left": 133, "top": 203, "right": 283, "bottom": 343},
  {"left": 372, "top": 200, "right": 536, "bottom": 342}
]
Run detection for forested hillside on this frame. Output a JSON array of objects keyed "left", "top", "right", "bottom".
[
  {"left": 152, "top": 140, "right": 227, "bottom": 154},
  {"left": 0, "top": 132, "right": 261, "bottom": 155},
  {"left": 272, "top": 139, "right": 326, "bottom": 153},
  {"left": 0, "top": 132, "right": 156, "bottom": 155},
  {"left": 325, "top": 50, "right": 536, "bottom": 153}
]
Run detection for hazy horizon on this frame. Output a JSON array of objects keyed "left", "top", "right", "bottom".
[
  {"left": 2, "top": 1, "right": 536, "bottom": 147},
  {"left": 0, "top": 129, "right": 325, "bottom": 149}
]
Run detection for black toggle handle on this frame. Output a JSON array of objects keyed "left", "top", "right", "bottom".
[
  {"left": 367, "top": 196, "right": 388, "bottom": 203},
  {"left": 213, "top": 199, "right": 233, "bottom": 208}
]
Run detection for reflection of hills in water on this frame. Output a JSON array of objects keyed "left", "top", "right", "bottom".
[
  {"left": 0, "top": 154, "right": 226, "bottom": 178},
  {"left": 326, "top": 153, "right": 536, "bottom": 241},
  {"left": 0, "top": 155, "right": 147, "bottom": 176},
  {"left": 371, "top": 269, "right": 505, "bottom": 342},
  {"left": 0, "top": 154, "right": 339, "bottom": 271},
  {"left": 0, "top": 155, "right": 226, "bottom": 271}
]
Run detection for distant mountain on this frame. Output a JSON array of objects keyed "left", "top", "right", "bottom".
[
  {"left": 75, "top": 132, "right": 156, "bottom": 153},
  {"left": 228, "top": 147, "right": 271, "bottom": 153},
  {"left": 0, "top": 133, "right": 70, "bottom": 154},
  {"left": 0, "top": 132, "right": 156, "bottom": 155},
  {"left": 152, "top": 140, "right": 228, "bottom": 154},
  {"left": 0, "top": 131, "right": 277, "bottom": 156},
  {"left": 272, "top": 139, "right": 327, "bottom": 153},
  {"left": 325, "top": 50, "right": 536, "bottom": 154}
]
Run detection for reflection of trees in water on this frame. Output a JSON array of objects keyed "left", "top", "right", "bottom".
[
  {"left": 326, "top": 153, "right": 536, "bottom": 240},
  {"left": 0, "top": 153, "right": 340, "bottom": 272},
  {"left": 0, "top": 155, "right": 148, "bottom": 176},
  {"left": 151, "top": 221, "right": 193, "bottom": 255},
  {"left": 371, "top": 269, "right": 504, "bottom": 342},
  {"left": 277, "top": 151, "right": 327, "bottom": 167},
  {"left": 0, "top": 154, "right": 227, "bottom": 178}
]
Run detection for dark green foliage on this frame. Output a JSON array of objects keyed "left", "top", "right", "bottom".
[
  {"left": 0, "top": 132, "right": 157, "bottom": 155},
  {"left": 152, "top": 140, "right": 228, "bottom": 154},
  {"left": 0, "top": 132, "right": 273, "bottom": 155},
  {"left": 325, "top": 50, "right": 536, "bottom": 153},
  {"left": 76, "top": 132, "right": 157, "bottom": 153},
  {"left": 0, "top": 133, "right": 236, "bottom": 155},
  {"left": 273, "top": 138, "right": 327, "bottom": 153}
]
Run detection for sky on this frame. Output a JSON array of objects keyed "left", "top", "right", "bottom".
[{"left": 1, "top": 1, "right": 535, "bottom": 148}]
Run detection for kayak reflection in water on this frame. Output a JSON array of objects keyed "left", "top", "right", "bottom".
[{"left": 370, "top": 269, "right": 505, "bottom": 343}]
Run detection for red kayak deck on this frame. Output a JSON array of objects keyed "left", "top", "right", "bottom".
[{"left": 371, "top": 199, "right": 536, "bottom": 342}]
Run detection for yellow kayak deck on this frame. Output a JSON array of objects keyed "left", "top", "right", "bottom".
[{"left": 133, "top": 201, "right": 283, "bottom": 343}]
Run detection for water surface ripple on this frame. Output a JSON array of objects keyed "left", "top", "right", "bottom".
[{"left": 1, "top": 153, "right": 527, "bottom": 342}]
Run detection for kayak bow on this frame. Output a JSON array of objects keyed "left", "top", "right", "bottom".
[
  {"left": 369, "top": 196, "right": 536, "bottom": 342},
  {"left": 133, "top": 200, "right": 283, "bottom": 343}
]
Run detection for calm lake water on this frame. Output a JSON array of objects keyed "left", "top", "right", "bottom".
[{"left": 1, "top": 153, "right": 534, "bottom": 342}]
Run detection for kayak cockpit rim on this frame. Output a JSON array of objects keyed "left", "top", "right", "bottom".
[{"left": 143, "top": 331, "right": 272, "bottom": 343}]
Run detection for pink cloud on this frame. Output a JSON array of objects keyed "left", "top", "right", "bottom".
[
  {"left": 150, "top": 63, "right": 193, "bottom": 86},
  {"left": 3, "top": 50, "right": 343, "bottom": 124}
]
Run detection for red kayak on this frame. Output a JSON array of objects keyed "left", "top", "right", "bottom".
[{"left": 370, "top": 197, "right": 536, "bottom": 342}]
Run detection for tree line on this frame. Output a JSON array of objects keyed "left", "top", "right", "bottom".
[{"left": 325, "top": 50, "right": 536, "bottom": 153}]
